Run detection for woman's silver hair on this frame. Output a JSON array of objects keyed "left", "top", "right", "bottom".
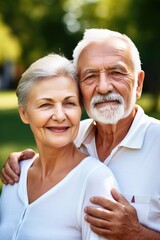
[
  {"left": 72, "top": 28, "right": 142, "bottom": 74},
  {"left": 16, "top": 53, "right": 78, "bottom": 107}
]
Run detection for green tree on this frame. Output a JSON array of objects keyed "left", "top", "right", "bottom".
[
  {"left": 122, "top": 0, "right": 160, "bottom": 111},
  {"left": 0, "top": 19, "right": 21, "bottom": 63},
  {"left": 0, "top": 0, "right": 80, "bottom": 64}
]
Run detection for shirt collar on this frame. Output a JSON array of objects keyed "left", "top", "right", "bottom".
[
  {"left": 78, "top": 105, "right": 152, "bottom": 150},
  {"left": 119, "top": 105, "right": 151, "bottom": 149}
]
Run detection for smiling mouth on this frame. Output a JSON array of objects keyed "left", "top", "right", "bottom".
[
  {"left": 47, "top": 127, "right": 69, "bottom": 133},
  {"left": 95, "top": 100, "right": 120, "bottom": 108}
]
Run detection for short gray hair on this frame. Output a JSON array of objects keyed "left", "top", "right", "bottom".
[
  {"left": 72, "top": 28, "right": 142, "bottom": 74},
  {"left": 16, "top": 53, "right": 77, "bottom": 107}
]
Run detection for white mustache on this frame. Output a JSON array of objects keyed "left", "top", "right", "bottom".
[{"left": 91, "top": 93, "right": 124, "bottom": 107}]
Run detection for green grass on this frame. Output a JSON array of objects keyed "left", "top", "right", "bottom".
[
  {"left": 0, "top": 90, "right": 160, "bottom": 190},
  {"left": 0, "top": 91, "right": 37, "bottom": 189},
  {"left": 0, "top": 108, "right": 36, "bottom": 167}
]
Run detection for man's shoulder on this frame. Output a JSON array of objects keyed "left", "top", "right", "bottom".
[
  {"left": 136, "top": 105, "right": 160, "bottom": 133},
  {"left": 147, "top": 115, "right": 160, "bottom": 133}
]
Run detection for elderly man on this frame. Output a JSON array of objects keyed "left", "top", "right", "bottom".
[{"left": 1, "top": 29, "right": 160, "bottom": 240}]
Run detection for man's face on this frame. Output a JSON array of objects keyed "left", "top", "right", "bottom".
[{"left": 77, "top": 39, "right": 143, "bottom": 124}]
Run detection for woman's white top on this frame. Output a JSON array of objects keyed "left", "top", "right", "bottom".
[{"left": 0, "top": 156, "right": 119, "bottom": 240}]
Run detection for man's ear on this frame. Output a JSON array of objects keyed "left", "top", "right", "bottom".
[
  {"left": 18, "top": 106, "right": 29, "bottom": 124},
  {"left": 136, "top": 70, "right": 145, "bottom": 99}
]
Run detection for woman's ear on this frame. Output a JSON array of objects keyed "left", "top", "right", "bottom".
[
  {"left": 136, "top": 70, "right": 145, "bottom": 99},
  {"left": 18, "top": 106, "right": 29, "bottom": 124}
]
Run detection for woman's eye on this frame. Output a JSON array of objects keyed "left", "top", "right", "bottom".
[
  {"left": 39, "top": 103, "right": 51, "bottom": 108},
  {"left": 65, "top": 102, "right": 76, "bottom": 106}
]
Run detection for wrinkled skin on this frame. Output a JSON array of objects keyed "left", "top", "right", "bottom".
[{"left": 84, "top": 189, "right": 160, "bottom": 240}]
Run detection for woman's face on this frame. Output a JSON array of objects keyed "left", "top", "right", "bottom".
[{"left": 19, "top": 76, "right": 82, "bottom": 149}]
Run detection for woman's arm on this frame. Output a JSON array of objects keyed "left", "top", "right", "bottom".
[{"left": 80, "top": 163, "right": 119, "bottom": 240}]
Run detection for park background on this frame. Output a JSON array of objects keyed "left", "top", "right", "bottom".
[{"left": 0, "top": 0, "right": 160, "bottom": 189}]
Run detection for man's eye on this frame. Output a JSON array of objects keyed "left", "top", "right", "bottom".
[
  {"left": 112, "top": 71, "right": 123, "bottom": 75},
  {"left": 110, "top": 71, "right": 127, "bottom": 79},
  {"left": 81, "top": 75, "right": 98, "bottom": 85},
  {"left": 86, "top": 74, "right": 97, "bottom": 79}
]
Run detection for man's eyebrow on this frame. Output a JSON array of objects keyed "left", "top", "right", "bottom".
[
  {"left": 109, "top": 65, "right": 126, "bottom": 71},
  {"left": 82, "top": 69, "right": 98, "bottom": 75},
  {"left": 82, "top": 65, "right": 126, "bottom": 74}
]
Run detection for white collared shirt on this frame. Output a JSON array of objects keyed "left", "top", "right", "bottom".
[{"left": 74, "top": 105, "right": 160, "bottom": 231}]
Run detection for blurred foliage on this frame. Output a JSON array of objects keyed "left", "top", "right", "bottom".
[
  {"left": 126, "top": 0, "right": 160, "bottom": 111},
  {"left": 0, "top": 19, "right": 21, "bottom": 62},
  {"left": 0, "top": 0, "right": 160, "bottom": 110},
  {"left": 0, "top": 0, "right": 82, "bottom": 64}
]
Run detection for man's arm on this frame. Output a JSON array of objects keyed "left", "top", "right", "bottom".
[
  {"left": 0, "top": 149, "right": 35, "bottom": 184},
  {"left": 84, "top": 188, "right": 160, "bottom": 240}
]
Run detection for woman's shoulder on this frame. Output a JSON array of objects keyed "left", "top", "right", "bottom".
[
  {"left": 19, "top": 154, "right": 37, "bottom": 169},
  {"left": 78, "top": 156, "right": 120, "bottom": 201},
  {"left": 82, "top": 156, "right": 115, "bottom": 179}
]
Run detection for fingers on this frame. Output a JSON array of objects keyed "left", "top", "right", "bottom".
[
  {"left": 0, "top": 160, "right": 20, "bottom": 184},
  {"left": 88, "top": 195, "right": 136, "bottom": 220},
  {"left": 111, "top": 188, "right": 130, "bottom": 205},
  {"left": 0, "top": 168, "right": 16, "bottom": 185},
  {"left": 84, "top": 192, "right": 141, "bottom": 239},
  {"left": 89, "top": 225, "right": 110, "bottom": 238},
  {"left": 89, "top": 189, "right": 130, "bottom": 211},
  {"left": 85, "top": 213, "right": 111, "bottom": 237},
  {"left": 89, "top": 196, "right": 119, "bottom": 211},
  {"left": 20, "top": 148, "right": 36, "bottom": 160},
  {"left": 84, "top": 207, "right": 115, "bottom": 238},
  {"left": 85, "top": 206, "right": 111, "bottom": 221},
  {"left": 0, "top": 149, "right": 36, "bottom": 185}
]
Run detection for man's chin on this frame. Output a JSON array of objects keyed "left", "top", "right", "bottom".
[
  {"left": 89, "top": 113, "right": 121, "bottom": 124},
  {"left": 88, "top": 108, "right": 126, "bottom": 124}
]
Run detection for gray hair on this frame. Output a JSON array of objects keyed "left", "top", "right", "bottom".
[
  {"left": 16, "top": 53, "right": 78, "bottom": 107},
  {"left": 72, "top": 28, "right": 142, "bottom": 74}
]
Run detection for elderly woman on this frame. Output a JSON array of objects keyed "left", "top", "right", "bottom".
[{"left": 0, "top": 54, "right": 119, "bottom": 240}]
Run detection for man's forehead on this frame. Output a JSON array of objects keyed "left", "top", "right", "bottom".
[
  {"left": 77, "top": 40, "right": 131, "bottom": 73},
  {"left": 79, "top": 38, "right": 128, "bottom": 56}
]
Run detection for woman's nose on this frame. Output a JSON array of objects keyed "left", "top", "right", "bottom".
[{"left": 51, "top": 105, "right": 66, "bottom": 122}]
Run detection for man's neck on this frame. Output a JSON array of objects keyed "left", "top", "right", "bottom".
[{"left": 95, "top": 107, "right": 137, "bottom": 162}]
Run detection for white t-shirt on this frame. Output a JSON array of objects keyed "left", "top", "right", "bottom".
[
  {"left": 0, "top": 156, "right": 119, "bottom": 240},
  {"left": 74, "top": 105, "right": 160, "bottom": 231}
]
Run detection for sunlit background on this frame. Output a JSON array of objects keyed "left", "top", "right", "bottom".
[{"left": 0, "top": 0, "right": 160, "bottom": 188}]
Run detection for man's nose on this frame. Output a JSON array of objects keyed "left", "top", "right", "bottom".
[
  {"left": 96, "top": 72, "right": 113, "bottom": 94},
  {"left": 51, "top": 105, "right": 66, "bottom": 122}
]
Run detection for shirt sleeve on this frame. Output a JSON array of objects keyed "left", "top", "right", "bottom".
[{"left": 77, "top": 163, "right": 120, "bottom": 240}]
